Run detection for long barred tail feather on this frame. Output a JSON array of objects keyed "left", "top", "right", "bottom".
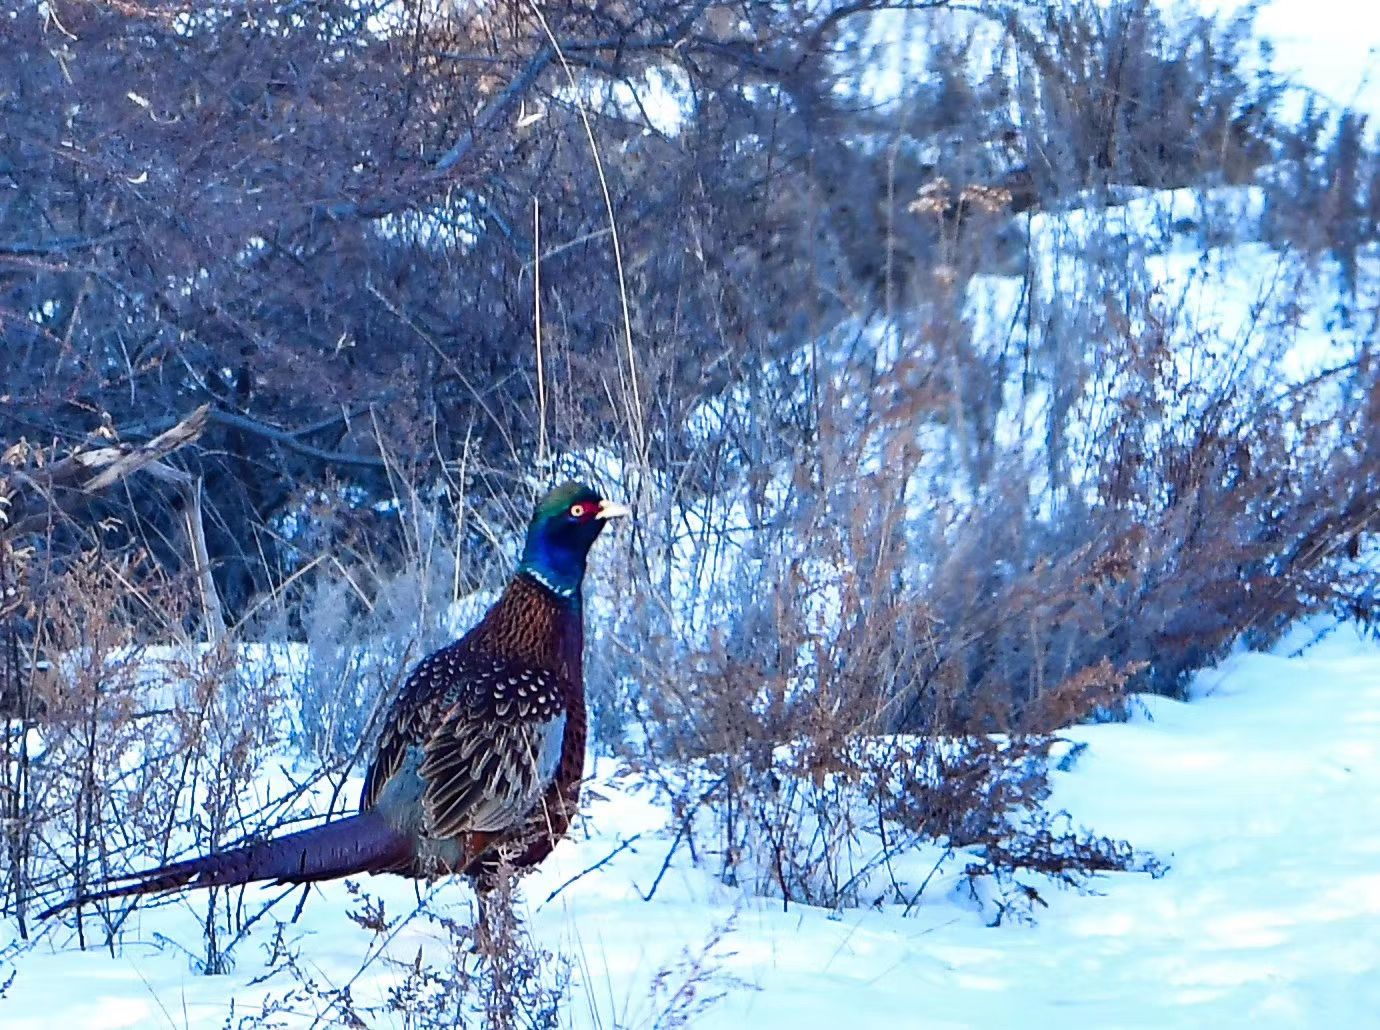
[{"left": 40, "top": 810, "right": 413, "bottom": 920}]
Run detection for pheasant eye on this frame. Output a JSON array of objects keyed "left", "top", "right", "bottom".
[{"left": 569, "top": 503, "right": 586, "bottom": 518}]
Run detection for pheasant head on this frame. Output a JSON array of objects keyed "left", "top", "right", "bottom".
[{"left": 517, "top": 481, "right": 629, "bottom": 599}]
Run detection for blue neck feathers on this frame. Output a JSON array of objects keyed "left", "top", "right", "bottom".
[{"left": 518, "top": 539, "right": 584, "bottom": 601}]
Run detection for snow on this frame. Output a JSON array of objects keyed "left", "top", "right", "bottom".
[
  {"left": 999, "top": 184, "right": 1372, "bottom": 385},
  {"left": 6, "top": 621, "right": 1380, "bottom": 1027},
  {"left": 862, "top": 0, "right": 1380, "bottom": 124},
  {"left": 1199, "top": 0, "right": 1380, "bottom": 120}
]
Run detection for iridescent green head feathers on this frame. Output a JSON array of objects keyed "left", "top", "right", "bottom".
[{"left": 517, "top": 481, "right": 629, "bottom": 599}]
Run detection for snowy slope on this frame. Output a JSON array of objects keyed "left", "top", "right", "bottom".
[{"left": 6, "top": 621, "right": 1379, "bottom": 1028}]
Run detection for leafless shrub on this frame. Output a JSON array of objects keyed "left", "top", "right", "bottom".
[
  {"left": 1263, "top": 104, "right": 1380, "bottom": 318},
  {"left": 0, "top": 545, "right": 345, "bottom": 974},
  {"left": 623, "top": 917, "right": 739, "bottom": 1030},
  {"left": 1005, "top": 0, "right": 1277, "bottom": 195},
  {"left": 594, "top": 179, "right": 1376, "bottom": 910}
]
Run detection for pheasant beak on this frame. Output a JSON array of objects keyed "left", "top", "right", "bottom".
[{"left": 595, "top": 500, "right": 631, "bottom": 520}]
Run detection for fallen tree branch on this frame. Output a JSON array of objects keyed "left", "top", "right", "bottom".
[{"left": 0, "top": 405, "right": 210, "bottom": 538}]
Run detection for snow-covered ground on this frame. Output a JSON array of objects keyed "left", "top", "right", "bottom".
[{"left": 6, "top": 620, "right": 1379, "bottom": 1028}]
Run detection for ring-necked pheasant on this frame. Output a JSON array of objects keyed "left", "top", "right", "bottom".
[{"left": 41, "top": 481, "right": 628, "bottom": 920}]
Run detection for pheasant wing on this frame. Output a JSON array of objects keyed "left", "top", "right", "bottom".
[{"left": 361, "top": 644, "right": 568, "bottom": 841}]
